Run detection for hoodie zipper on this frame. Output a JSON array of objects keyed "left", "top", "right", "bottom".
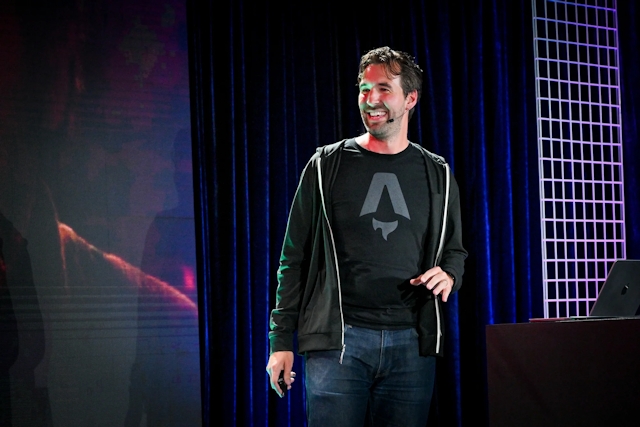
[
  {"left": 316, "top": 158, "right": 347, "bottom": 363},
  {"left": 434, "top": 162, "right": 451, "bottom": 354}
]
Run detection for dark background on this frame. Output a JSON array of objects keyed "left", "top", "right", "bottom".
[
  {"left": 0, "top": 0, "right": 200, "bottom": 426},
  {"left": 0, "top": 0, "right": 638, "bottom": 426},
  {"left": 189, "top": 1, "right": 640, "bottom": 426}
]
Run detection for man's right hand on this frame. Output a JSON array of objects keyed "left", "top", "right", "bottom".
[{"left": 266, "top": 351, "right": 295, "bottom": 397}]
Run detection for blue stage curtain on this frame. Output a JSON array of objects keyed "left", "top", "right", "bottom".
[{"left": 186, "top": 1, "right": 639, "bottom": 426}]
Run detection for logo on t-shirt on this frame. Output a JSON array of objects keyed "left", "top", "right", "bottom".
[{"left": 359, "top": 172, "right": 410, "bottom": 240}]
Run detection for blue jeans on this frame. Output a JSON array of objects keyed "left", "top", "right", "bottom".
[{"left": 304, "top": 324, "right": 436, "bottom": 427}]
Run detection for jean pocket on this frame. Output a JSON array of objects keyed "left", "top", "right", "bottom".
[{"left": 410, "top": 326, "right": 420, "bottom": 338}]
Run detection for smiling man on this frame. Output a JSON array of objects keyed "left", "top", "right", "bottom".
[{"left": 266, "top": 46, "right": 468, "bottom": 427}]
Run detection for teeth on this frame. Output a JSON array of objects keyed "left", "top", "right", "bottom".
[{"left": 369, "top": 111, "right": 385, "bottom": 117}]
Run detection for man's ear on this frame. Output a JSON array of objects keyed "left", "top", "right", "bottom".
[{"left": 405, "top": 90, "right": 418, "bottom": 110}]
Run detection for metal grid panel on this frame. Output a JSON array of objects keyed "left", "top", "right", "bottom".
[{"left": 532, "top": 0, "right": 625, "bottom": 318}]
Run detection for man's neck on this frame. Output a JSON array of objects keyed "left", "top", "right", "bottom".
[{"left": 355, "top": 132, "right": 409, "bottom": 154}]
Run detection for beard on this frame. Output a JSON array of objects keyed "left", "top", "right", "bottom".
[{"left": 362, "top": 113, "right": 402, "bottom": 140}]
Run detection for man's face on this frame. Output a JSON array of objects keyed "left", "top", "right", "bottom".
[{"left": 358, "top": 64, "right": 415, "bottom": 138}]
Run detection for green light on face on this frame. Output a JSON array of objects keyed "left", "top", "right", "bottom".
[{"left": 359, "top": 83, "right": 372, "bottom": 93}]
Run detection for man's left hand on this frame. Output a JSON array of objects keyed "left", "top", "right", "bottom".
[{"left": 409, "top": 266, "right": 454, "bottom": 302}]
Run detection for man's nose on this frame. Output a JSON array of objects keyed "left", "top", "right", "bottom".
[{"left": 366, "top": 89, "right": 381, "bottom": 105}]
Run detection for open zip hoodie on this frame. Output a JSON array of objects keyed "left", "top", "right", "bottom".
[{"left": 269, "top": 139, "right": 468, "bottom": 359}]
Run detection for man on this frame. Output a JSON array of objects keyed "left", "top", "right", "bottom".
[{"left": 266, "top": 46, "right": 467, "bottom": 426}]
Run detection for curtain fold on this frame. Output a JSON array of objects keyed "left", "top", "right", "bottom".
[{"left": 187, "top": 1, "right": 639, "bottom": 426}]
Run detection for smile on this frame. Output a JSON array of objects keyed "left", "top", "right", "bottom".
[{"left": 365, "top": 110, "right": 387, "bottom": 120}]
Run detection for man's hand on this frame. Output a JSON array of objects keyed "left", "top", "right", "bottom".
[
  {"left": 266, "top": 351, "right": 295, "bottom": 397},
  {"left": 409, "top": 266, "right": 454, "bottom": 302}
]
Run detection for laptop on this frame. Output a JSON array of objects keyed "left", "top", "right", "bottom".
[{"left": 589, "top": 259, "right": 640, "bottom": 317}]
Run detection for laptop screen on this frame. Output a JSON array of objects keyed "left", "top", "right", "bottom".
[{"left": 589, "top": 260, "right": 640, "bottom": 317}]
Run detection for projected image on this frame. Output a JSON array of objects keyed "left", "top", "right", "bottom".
[{"left": 0, "top": 1, "right": 201, "bottom": 426}]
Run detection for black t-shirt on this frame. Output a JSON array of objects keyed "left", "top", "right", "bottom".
[{"left": 331, "top": 139, "right": 431, "bottom": 329}]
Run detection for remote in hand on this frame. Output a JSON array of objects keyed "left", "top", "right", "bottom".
[{"left": 277, "top": 370, "right": 287, "bottom": 397}]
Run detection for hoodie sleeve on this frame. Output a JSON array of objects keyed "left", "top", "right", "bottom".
[{"left": 268, "top": 153, "right": 320, "bottom": 354}]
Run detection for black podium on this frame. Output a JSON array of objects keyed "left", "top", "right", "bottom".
[{"left": 486, "top": 317, "right": 640, "bottom": 427}]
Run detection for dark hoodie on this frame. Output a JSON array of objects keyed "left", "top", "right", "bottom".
[{"left": 269, "top": 139, "right": 468, "bottom": 359}]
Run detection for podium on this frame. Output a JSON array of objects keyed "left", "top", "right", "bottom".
[{"left": 486, "top": 317, "right": 640, "bottom": 427}]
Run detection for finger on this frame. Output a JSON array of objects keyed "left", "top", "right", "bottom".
[
  {"left": 441, "top": 287, "right": 451, "bottom": 302},
  {"left": 428, "top": 281, "right": 440, "bottom": 294},
  {"left": 276, "top": 369, "right": 286, "bottom": 396},
  {"left": 429, "top": 275, "right": 449, "bottom": 294},
  {"left": 440, "top": 276, "right": 454, "bottom": 301},
  {"left": 265, "top": 365, "right": 274, "bottom": 387},
  {"left": 283, "top": 362, "right": 295, "bottom": 385},
  {"left": 409, "top": 277, "right": 423, "bottom": 286},
  {"left": 267, "top": 363, "right": 284, "bottom": 394},
  {"left": 272, "top": 374, "right": 284, "bottom": 397},
  {"left": 410, "top": 271, "right": 431, "bottom": 286},
  {"left": 426, "top": 275, "right": 442, "bottom": 290},
  {"left": 271, "top": 372, "right": 280, "bottom": 393}
]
